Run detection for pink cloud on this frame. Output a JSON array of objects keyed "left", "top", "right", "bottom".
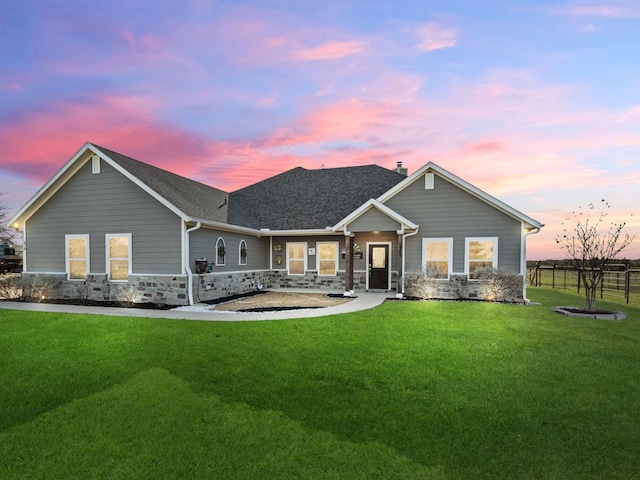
[
  {"left": 0, "top": 94, "right": 211, "bottom": 184},
  {"left": 416, "top": 23, "right": 457, "bottom": 52},
  {"left": 293, "top": 40, "right": 366, "bottom": 60}
]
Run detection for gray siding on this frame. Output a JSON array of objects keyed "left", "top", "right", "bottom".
[
  {"left": 189, "top": 228, "right": 270, "bottom": 272},
  {"left": 348, "top": 208, "right": 401, "bottom": 232},
  {"left": 385, "top": 173, "right": 523, "bottom": 273},
  {"left": 25, "top": 159, "right": 183, "bottom": 275},
  {"left": 269, "top": 236, "right": 345, "bottom": 272}
]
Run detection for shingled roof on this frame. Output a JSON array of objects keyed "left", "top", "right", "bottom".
[
  {"left": 228, "top": 165, "right": 406, "bottom": 230},
  {"left": 94, "top": 144, "right": 230, "bottom": 224}
]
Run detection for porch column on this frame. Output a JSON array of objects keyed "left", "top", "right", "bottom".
[
  {"left": 397, "top": 233, "right": 403, "bottom": 296},
  {"left": 345, "top": 234, "right": 354, "bottom": 294}
]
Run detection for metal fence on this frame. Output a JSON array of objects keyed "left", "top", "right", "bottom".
[{"left": 527, "top": 263, "right": 640, "bottom": 305}]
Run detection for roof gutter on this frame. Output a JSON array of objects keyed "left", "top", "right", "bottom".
[
  {"left": 184, "top": 221, "right": 201, "bottom": 306},
  {"left": 522, "top": 225, "right": 543, "bottom": 303},
  {"left": 399, "top": 227, "right": 420, "bottom": 298}
]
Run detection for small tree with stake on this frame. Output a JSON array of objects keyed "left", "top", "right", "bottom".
[{"left": 556, "top": 200, "right": 636, "bottom": 312}]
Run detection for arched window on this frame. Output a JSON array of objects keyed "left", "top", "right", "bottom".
[
  {"left": 239, "top": 240, "right": 248, "bottom": 265},
  {"left": 216, "top": 237, "right": 226, "bottom": 266}
]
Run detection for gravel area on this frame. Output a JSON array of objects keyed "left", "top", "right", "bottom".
[{"left": 212, "top": 291, "right": 353, "bottom": 311}]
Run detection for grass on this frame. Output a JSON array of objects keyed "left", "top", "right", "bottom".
[{"left": 1, "top": 287, "right": 639, "bottom": 479}]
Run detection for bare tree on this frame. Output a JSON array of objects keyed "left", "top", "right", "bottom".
[
  {"left": 556, "top": 200, "right": 636, "bottom": 312},
  {"left": 0, "top": 193, "right": 17, "bottom": 244}
]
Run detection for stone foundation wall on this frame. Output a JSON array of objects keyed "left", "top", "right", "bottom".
[
  {"left": 403, "top": 273, "right": 525, "bottom": 302},
  {"left": 21, "top": 272, "right": 189, "bottom": 305},
  {"left": 193, "top": 270, "right": 272, "bottom": 303}
]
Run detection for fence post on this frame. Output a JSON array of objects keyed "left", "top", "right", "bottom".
[
  {"left": 626, "top": 267, "right": 630, "bottom": 304},
  {"left": 552, "top": 264, "right": 556, "bottom": 289}
]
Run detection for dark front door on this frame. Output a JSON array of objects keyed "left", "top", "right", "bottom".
[{"left": 369, "top": 244, "right": 389, "bottom": 290}]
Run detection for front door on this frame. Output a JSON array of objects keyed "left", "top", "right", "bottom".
[{"left": 368, "top": 244, "right": 389, "bottom": 290}]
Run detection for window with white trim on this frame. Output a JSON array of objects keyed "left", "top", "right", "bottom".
[
  {"left": 287, "top": 242, "right": 306, "bottom": 275},
  {"left": 216, "top": 237, "right": 226, "bottom": 266},
  {"left": 317, "top": 242, "right": 338, "bottom": 276},
  {"left": 239, "top": 239, "right": 247, "bottom": 266},
  {"left": 466, "top": 237, "right": 498, "bottom": 279},
  {"left": 66, "top": 234, "right": 89, "bottom": 280},
  {"left": 422, "top": 238, "right": 452, "bottom": 279},
  {"left": 106, "top": 234, "right": 131, "bottom": 281}
]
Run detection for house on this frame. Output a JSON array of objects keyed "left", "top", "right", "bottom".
[{"left": 7, "top": 142, "right": 543, "bottom": 305}]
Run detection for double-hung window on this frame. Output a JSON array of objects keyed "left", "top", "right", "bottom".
[
  {"left": 317, "top": 242, "right": 338, "bottom": 276},
  {"left": 66, "top": 234, "right": 90, "bottom": 280},
  {"left": 106, "top": 234, "right": 131, "bottom": 281},
  {"left": 422, "top": 238, "right": 453, "bottom": 279},
  {"left": 287, "top": 242, "right": 306, "bottom": 275},
  {"left": 466, "top": 237, "right": 498, "bottom": 279}
]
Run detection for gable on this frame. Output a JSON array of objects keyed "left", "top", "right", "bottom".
[
  {"left": 385, "top": 172, "right": 522, "bottom": 234},
  {"left": 9, "top": 143, "right": 231, "bottom": 229},
  {"left": 25, "top": 158, "right": 183, "bottom": 274},
  {"left": 377, "top": 162, "right": 542, "bottom": 230},
  {"left": 348, "top": 207, "right": 402, "bottom": 232}
]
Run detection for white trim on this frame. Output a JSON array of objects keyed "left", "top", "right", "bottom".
[
  {"left": 239, "top": 239, "right": 248, "bottom": 266},
  {"left": 184, "top": 221, "right": 201, "bottom": 306},
  {"left": 65, "top": 234, "right": 90, "bottom": 281},
  {"left": 215, "top": 237, "right": 226, "bottom": 266},
  {"left": 333, "top": 198, "right": 418, "bottom": 232},
  {"left": 422, "top": 237, "right": 453, "bottom": 279},
  {"left": 465, "top": 237, "right": 498, "bottom": 279},
  {"left": 316, "top": 241, "right": 339, "bottom": 276},
  {"left": 106, "top": 233, "right": 132, "bottom": 281},
  {"left": 377, "top": 162, "right": 543, "bottom": 229},
  {"left": 287, "top": 241, "right": 307, "bottom": 275},
  {"left": 366, "top": 241, "right": 392, "bottom": 290},
  {"left": 259, "top": 228, "right": 338, "bottom": 237}
]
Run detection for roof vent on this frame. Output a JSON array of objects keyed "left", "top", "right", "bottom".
[{"left": 394, "top": 161, "right": 408, "bottom": 176}]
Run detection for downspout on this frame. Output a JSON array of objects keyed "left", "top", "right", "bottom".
[
  {"left": 522, "top": 226, "right": 541, "bottom": 303},
  {"left": 185, "top": 221, "right": 201, "bottom": 306},
  {"left": 399, "top": 227, "right": 420, "bottom": 298}
]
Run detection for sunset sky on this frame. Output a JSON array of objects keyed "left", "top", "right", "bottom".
[{"left": 1, "top": 0, "right": 639, "bottom": 260}]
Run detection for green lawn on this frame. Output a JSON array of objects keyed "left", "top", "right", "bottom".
[{"left": 1, "top": 287, "right": 639, "bottom": 479}]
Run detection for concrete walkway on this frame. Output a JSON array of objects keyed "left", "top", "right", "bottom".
[{"left": 0, "top": 290, "right": 391, "bottom": 322}]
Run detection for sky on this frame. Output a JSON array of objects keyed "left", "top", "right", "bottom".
[{"left": 1, "top": 0, "right": 639, "bottom": 260}]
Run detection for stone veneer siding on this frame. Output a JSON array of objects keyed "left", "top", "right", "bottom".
[
  {"left": 192, "top": 271, "right": 272, "bottom": 303},
  {"left": 403, "top": 274, "right": 525, "bottom": 302},
  {"left": 20, "top": 270, "right": 516, "bottom": 306},
  {"left": 21, "top": 272, "right": 189, "bottom": 306}
]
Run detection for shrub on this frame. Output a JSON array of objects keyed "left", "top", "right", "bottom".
[
  {"left": 0, "top": 275, "right": 23, "bottom": 300},
  {"left": 403, "top": 265, "right": 445, "bottom": 299},
  {"left": 474, "top": 267, "right": 523, "bottom": 302}
]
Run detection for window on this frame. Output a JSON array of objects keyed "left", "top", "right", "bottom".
[
  {"left": 66, "top": 234, "right": 89, "bottom": 280},
  {"left": 317, "top": 242, "right": 338, "bottom": 276},
  {"left": 216, "top": 237, "right": 226, "bottom": 266},
  {"left": 466, "top": 237, "right": 498, "bottom": 279},
  {"left": 422, "top": 238, "right": 452, "bottom": 279},
  {"left": 287, "top": 242, "right": 306, "bottom": 275},
  {"left": 106, "top": 234, "right": 131, "bottom": 281},
  {"left": 239, "top": 240, "right": 247, "bottom": 266}
]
